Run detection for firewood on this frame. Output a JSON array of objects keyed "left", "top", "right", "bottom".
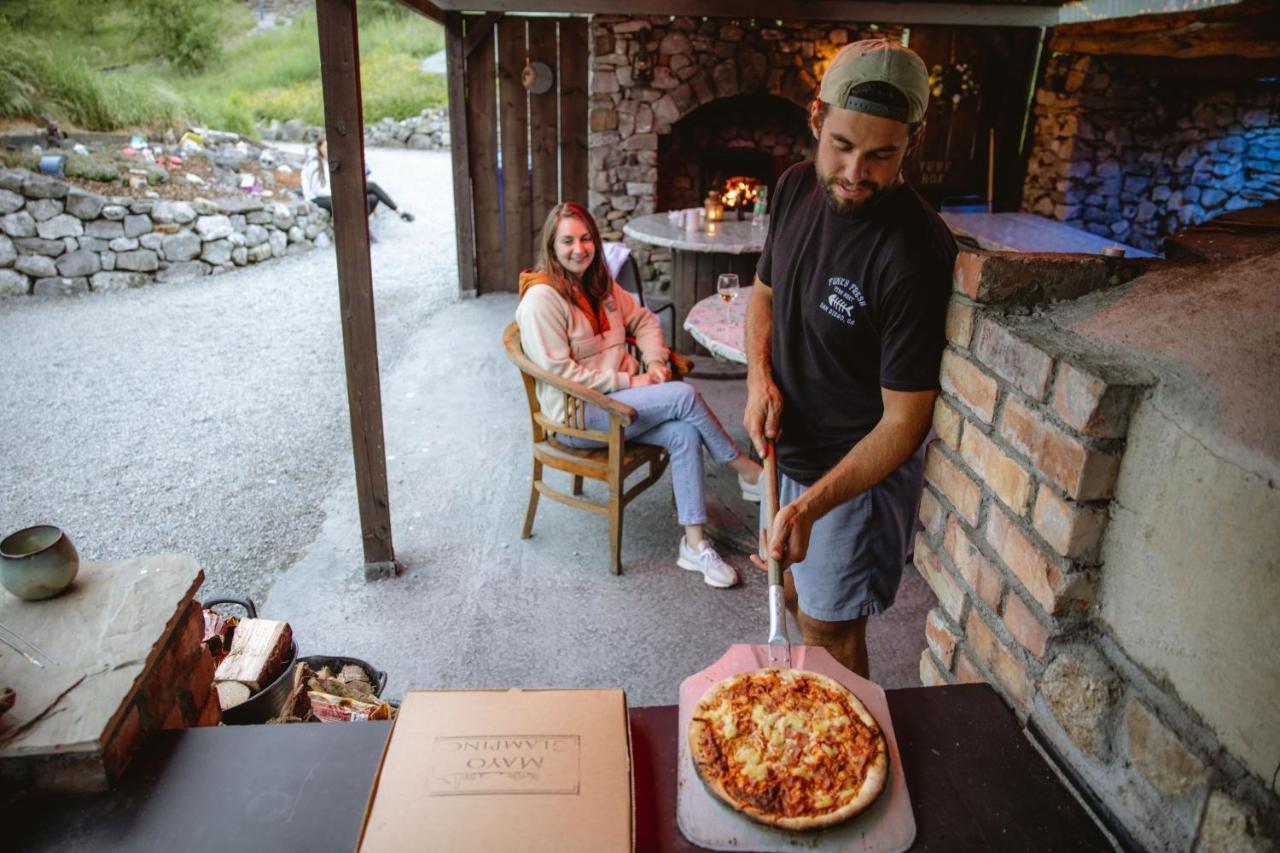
[
  {"left": 213, "top": 618, "right": 293, "bottom": 691},
  {"left": 216, "top": 681, "right": 252, "bottom": 710}
]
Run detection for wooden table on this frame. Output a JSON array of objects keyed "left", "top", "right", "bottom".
[
  {"left": 5, "top": 684, "right": 1112, "bottom": 852},
  {"left": 683, "top": 285, "right": 751, "bottom": 365},
  {"left": 624, "top": 212, "right": 765, "bottom": 353}
]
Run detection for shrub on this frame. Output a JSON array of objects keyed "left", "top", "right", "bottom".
[{"left": 138, "top": 0, "right": 223, "bottom": 74}]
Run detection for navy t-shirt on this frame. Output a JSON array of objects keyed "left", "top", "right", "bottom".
[{"left": 757, "top": 161, "right": 956, "bottom": 485}]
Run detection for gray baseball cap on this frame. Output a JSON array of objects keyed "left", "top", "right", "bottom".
[{"left": 818, "top": 39, "right": 930, "bottom": 124}]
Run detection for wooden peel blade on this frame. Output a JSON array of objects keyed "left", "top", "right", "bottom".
[{"left": 763, "top": 441, "right": 792, "bottom": 669}]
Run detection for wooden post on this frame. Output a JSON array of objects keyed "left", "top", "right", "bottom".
[
  {"left": 445, "top": 12, "right": 478, "bottom": 297},
  {"left": 315, "top": 0, "right": 401, "bottom": 580}
]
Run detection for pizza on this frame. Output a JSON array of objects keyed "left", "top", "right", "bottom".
[{"left": 688, "top": 668, "right": 888, "bottom": 830}]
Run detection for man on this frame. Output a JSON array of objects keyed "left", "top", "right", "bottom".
[{"left": 744, "top": 39, "right": 957, "bottom": 677}]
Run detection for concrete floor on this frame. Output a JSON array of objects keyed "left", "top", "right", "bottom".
[{"left": 263, "top": 293, "right": 932, "bottom": 707}]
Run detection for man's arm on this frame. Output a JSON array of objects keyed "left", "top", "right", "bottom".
[
  {"left": 766, "top": 387, "right": 937, "bottom": 565},
  {"left": 743, "top": 277, "right": 783, "bottom": 456}
]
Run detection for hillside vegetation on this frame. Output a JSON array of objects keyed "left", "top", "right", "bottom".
[{"left": 0, "top": 0, "right": 445, "bottom": 138}]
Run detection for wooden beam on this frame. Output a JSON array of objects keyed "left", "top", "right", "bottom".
[
  {"left": 1051, "top": 21, "right": 1280, "bottom": 59},
  {"left": 1089, "top": 53, "right": 1280, "bottom": 81},
  {"left": 465, "top": 12, "right": 504, "bottom": 57},
  {"left": 393, "top": 0, "right": 446, "bottom": 23},
  {"left": 427, "top": 1, "right": 1059, "bottom": 27},
  {"left": 315, "top": 0, "right": 401, "bottom": 579},
  {"left": 445, "top": 12, "right": 478, "bottom": 296}
]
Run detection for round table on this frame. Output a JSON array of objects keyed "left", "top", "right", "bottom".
[
  {"left": 683, "top": 285, "right": 751, "bottom": 365},
  {"left": 624, "top": 212, "right": 765, "bottom": 353}
]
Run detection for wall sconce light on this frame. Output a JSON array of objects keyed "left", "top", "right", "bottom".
[{"left": 632, "top": 48, "right": 655, "bottom": 85}]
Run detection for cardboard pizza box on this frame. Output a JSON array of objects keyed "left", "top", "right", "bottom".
[{"left": 357, "top": 688, "right": 633, "bottom": 853}]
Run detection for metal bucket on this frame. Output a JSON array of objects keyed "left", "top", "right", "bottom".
[
  {"left": 202, "top": 596, "right": 299, "bottom": 726},
  {"left": 297, "top": 655, "right": 388, "bottom": 697}
]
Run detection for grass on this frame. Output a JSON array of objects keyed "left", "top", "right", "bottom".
[{"left": 0, "top": 1, "right": 445, "bottom": 138}]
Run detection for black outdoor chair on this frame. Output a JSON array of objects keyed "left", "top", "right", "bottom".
[{"left": 609, "top": 245, "right": 675, "bottom": 345}]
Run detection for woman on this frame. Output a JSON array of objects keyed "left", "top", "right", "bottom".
[
  {"left": 516, "top": 202, "right": 761, "bottom": 589},
  {"left": 300, "top": 135, "right": 415, "bottom": 227}
]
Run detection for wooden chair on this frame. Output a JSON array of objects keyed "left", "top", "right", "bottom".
[{"left": 503, "top": 321, "right": 686, "bottom": 575}]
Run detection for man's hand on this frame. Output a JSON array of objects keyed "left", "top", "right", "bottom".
[
  {"left": 647, "top": 361, "right": 672, "bottom": 383},
  {"left": 743, "top": 376, "right": 783, "bottom": 457},
  {"left": 750, "top": 498, "right": 816, "bottom": 571}
]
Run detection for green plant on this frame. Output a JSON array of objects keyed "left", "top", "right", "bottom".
[
  {"left": 138, "top": 0, "right": 223, "bottom": 74},
  {"left": 64, "top": 154, "right": 124, "bottom": 184}
]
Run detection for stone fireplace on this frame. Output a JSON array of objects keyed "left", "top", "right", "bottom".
[{"left": 589, "top": 15, "right": 898, "bottom": 293}]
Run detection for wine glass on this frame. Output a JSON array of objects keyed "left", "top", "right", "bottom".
[{"left": 716, "top": 272, "right": 740, "bottom": 321}]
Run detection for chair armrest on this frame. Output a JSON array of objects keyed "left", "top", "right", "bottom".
[{"left": 504, "top": 325, "right": 638, "bottom": 425}]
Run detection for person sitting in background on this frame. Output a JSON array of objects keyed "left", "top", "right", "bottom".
[
  {"left": 515, "top": 202, "right": 762, "bottom": 589},
  {"left": 300, "top": 135, "right": 415, "bottom": 226}
]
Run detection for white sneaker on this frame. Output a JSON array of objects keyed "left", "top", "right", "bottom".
[
  {"left": 677, "top": 537, "right": 739, "bottom": 588},
  {"left": 738, "top": 472, "right": 761, "bottom": 502}
]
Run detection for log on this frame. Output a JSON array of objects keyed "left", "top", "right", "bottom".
[
  {"left": 216, "top": 681, "right": 251, "bottom": 710},
  {"left": 213, "top": 619, "right": 293, "bottom": 691}
]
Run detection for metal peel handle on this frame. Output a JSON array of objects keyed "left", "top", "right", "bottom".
[{"left": 763, "top": 441, "right": 792, "bottom": 669}]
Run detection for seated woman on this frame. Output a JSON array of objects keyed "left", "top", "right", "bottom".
[
  {"left": 516, "top": 202, "right": 761, "bottom": 589},
  {"left": 300, "top": 135, "right": 415, "bottom": 230}
]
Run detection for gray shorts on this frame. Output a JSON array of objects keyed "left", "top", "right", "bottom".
[{"left": 762, "top": 446, "right": 925, "bottom": 622}]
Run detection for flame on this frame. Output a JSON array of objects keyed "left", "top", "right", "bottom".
[{"left": 721, "top": 176, "right": 760, "bottom": 208}]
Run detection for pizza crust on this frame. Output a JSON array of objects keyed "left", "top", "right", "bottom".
[{"left": 689, "top": 668, "right": 889, "bottom": 831}]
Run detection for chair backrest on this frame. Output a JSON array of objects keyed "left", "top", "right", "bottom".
[
  {"left": 603, "top": 240, "right": 645, "bottom": 307},
  {"left": 502, "top": 322, "right": 546, "bottom": 442}
]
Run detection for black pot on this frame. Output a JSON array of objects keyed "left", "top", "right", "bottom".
[
  {"left": 202, "top": 596, "right": 301, "bottom": 726},
  {"left": 298, "top": 655, "right": 389, "bottom": 697}
]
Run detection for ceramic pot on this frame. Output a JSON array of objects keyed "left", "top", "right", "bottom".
[{"left": 0, "top": 525, "right": 79, "bottom": 601}]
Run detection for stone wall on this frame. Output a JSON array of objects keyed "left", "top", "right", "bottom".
[
  {"left": 916, "top": 249, "right": 1279, "bottom": 851},
  {"left": 258, "top": 108, "right": 451, "bottom": 151},
  {"left": 0, "top": 167, "right": 331, "bottom": 297},
  {"left": 590, "top": 15, "right": 895, "bottom": 293},
  {"left": 1022, "top": 53, "right": 1280, "bottom": 255}
]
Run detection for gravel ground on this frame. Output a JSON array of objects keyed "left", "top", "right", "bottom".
[{"left": 0, "top": 148, "right": 458, "bottom": 604}]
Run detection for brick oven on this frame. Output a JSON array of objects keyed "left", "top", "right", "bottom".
[{"left": 916, "top": 234, "right": 1280, "bottom": 850}]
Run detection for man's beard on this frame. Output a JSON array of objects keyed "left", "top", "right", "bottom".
[{"left": 817, "top": 167, "right": 895, "bottom": 217}]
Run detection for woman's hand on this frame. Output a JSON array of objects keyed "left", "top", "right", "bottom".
[
  {"left": 630, "top": 373, "right": 653, "bottom": 387},
  {"left": 647, "top": 361, "right": 672, "bottom": 384}
]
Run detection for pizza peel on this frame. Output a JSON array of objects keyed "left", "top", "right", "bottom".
[
  {"left": 762, "top": 441, "right": 793, "bottom": 669},
  {"left": 676, "top": 644, "right": 916, "bottom": 852}
]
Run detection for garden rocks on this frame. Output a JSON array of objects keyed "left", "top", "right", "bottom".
[{"left": 0, "top": 165, "right": 334, "bottom": 297}]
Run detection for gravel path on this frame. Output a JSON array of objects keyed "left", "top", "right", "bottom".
[{"left": 0, "top": 148, "right": 458, "bottom": 604}]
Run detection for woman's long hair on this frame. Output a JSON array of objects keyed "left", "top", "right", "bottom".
[
  {"left": 312, "top": 134, "right": 328, "bottom": 189},
  {"left": 535, "top": 202, "right": 610, "bottom": 307}
]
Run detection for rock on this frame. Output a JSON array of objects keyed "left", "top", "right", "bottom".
[
  {"left": 171, "top": 202, "right": 197, "bottom": 224},
  {"left": 16, "top": 237, "right": 66, "bottom": 257},
  {"left": 15, "top": 254, "right": 57, "bottom": 278},
  {"left": 269, "top": 229, "right": 288, "bottom": 257},
  {"left": 1197, "top": 791, "right": 1275, "bottom": 852},
  {"left": 201, "top": 239, "right": 233, "bottom": 265},
  {"left": 244, "top": 224, "right": 269, "bottom": 247},
  {"left": 247, "top": 242, "right": 273, "bottom": 263},
  {"left": 140, "top": 233, "right": 164, "bottom": 251},
  {"left": 192, "top": 198, "right": 221, "bottom": 216},
  {"left": 1040, "top": 649, "right": 1119, "bottom": 760},
  {"left": 0, "top": 234, "right": 13, "bottom": 267},
  {"left": 114, "top": 249, "right": 160, "bottom": 272},
  {"left": 65, "top": 190, "right": 107, "bottom": 220},
  {"left": 0, "top": 268, "right": 28, "bottom": 296},
  {"left": 281, "top": 119, "right": 306, "bottom": 142},
  {"left": 0, "top": 169, "right": 25, "bottom": 193},
  {"left": 31, "top": 276, "right": 89, "bottom": 296},
  {"left": 108, "top": 236, "right": 139, "bottom": 252},
  {"left": 313, "top": 231, "right": 331, "bottom": 249},
  {"left": 22, "top": 173, "right": 69, "bottom": 200},
  {"left": 162, "top": 231, "right": 202, "bottom": 262},
  {"left": 90, "top": 271, "right": 150, "bottom": 291},
  {"left": 1124, "top": 699, "right": 1207, "bottom": 798},
  {"left": 0, "top": 188, "right": 23, "bottom": 214},
  {"left": 100, "top": 251, "right": 115, "bottom": 270},
  {"left": 155, "top": 261, "right": 209, "bottom": 283},
  {"left": 86, "top": 220, "right": 125, "bottom": 239},
  {"left": 232, "top": 246, "right": 248, "bottom": 266},
  {"left": 407, "top": 133, "right": 435, "bottom": 150},
  {"left": 287, "top": 225, "right": 304, "bottom": 243},
  {"left": 55, "top": 249, "right": 101, "bottom": 278},
  {"left": 26, "top": 198, "right": 63, "bottom": 222},
  {"left": 1201, "top": 188, "right": 1229, "bottom": 208},
  {"left": 246, "top": 210, "right": 273, "bottom": 225},
  {"left": 123, "top": 214, "right": 153, "bottom": 238},
  {"left": 151, "top": 201, "right": 176, "bottom": 224},
  {"left": 269, "top": 203, "right": 293, "bottom": 229},
  {"left": 659, "top": 32, "right": 691, "bottom": 54},
  {"left": 36, "top": 213, "right": 83, "bottom": 240},
  {"left": 101, "top": 204, "right": 128, "bottom": 221},
  {"left": 195, "top": 215, "right": 234, "bottom": 241}
]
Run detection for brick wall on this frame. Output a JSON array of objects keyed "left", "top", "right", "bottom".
[{"left": 916, "top": 249, "right": 1279, "bottom": 851}]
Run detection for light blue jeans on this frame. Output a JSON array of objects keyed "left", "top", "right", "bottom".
[{"left": 560, "top": 382, "right": 741, "bottom": 525}]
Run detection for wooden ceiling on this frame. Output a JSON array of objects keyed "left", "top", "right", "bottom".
[{"left": 398, "top": 0, "right": 1249, "bottom": 28}]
